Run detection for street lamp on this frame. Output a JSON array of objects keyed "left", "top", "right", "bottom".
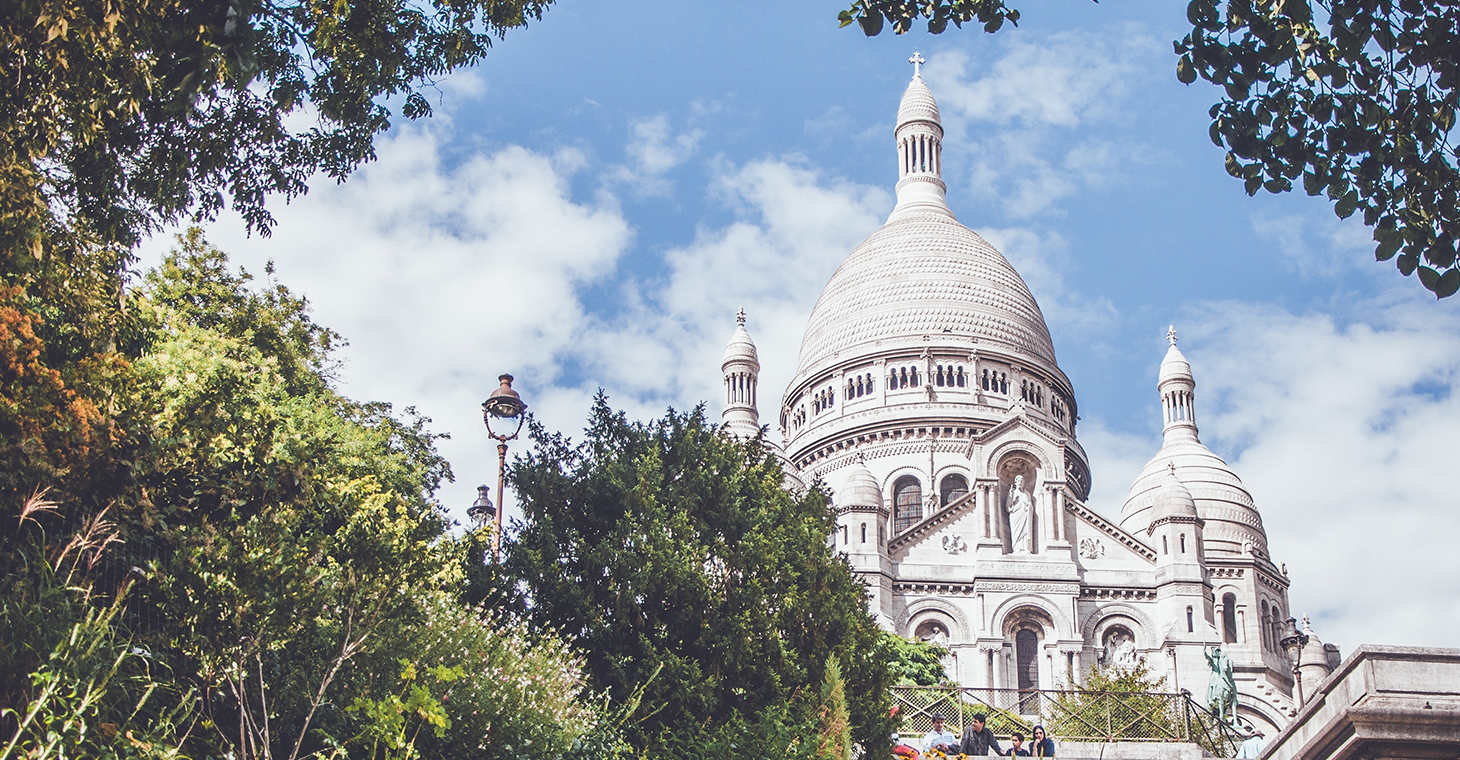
[
  {"left": 1279, "top": 616, "right": 1309, "bottom": 707},
  {"left": 482, "top": 374, "right": 527, "bottom": 562},
  {"left": 467, "top": 485, "right": 495, "bottom": 532}
]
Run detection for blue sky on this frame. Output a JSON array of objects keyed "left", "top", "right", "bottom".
[{"left": 142, "top": 0, "right": 1460, "bottom": 652}]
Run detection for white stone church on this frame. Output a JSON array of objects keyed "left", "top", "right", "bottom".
[{"left": 717, "top": 63, "right": 1340, "bottom": 736}]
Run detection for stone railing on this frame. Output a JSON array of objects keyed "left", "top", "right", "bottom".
[{"left": 891, "top": 685, "right": 1241, "bottom": 757}]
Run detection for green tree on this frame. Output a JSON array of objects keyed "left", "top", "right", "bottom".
[
  {"left": 2, "top": 0, "right": 555, "bottom": 252},
  {"left": 2, "top": 231, "right": 611, "bottom": 760},
  {"left": 504, "top": 400, "right": 895, "bottom": 757},
  {"left": 875, "top": 631, "right": 949, "bottom": 686},
  {"left": 815, "top": 657, "right": 851, "bottom": 760},
  {"left": 838, "top": 0, "right": 1460, "bottom": 298}
]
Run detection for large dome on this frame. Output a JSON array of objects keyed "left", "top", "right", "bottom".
[{"left": 794, "top": 211, "right": 1058, "bottom": 380}]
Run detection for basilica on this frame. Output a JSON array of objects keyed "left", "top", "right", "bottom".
[{"left": 718, "top": 63, "right": 1340, "bottom": 736}]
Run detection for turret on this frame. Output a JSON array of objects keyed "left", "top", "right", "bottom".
[
  {"left": 721, "top": 308, "right": 761, "bottom": 437},
  {"left": 1150, "top": 463, "right": 1207, "bottom": 580},
  {"left": 1159, "top": 325, "right": 1199, "bottom": 445},
  {"left": 889, "top": 52, "right": 954, "bottom": 222},
  {"left": 834, "top": 455, "right": 893, "bottom": 620}
]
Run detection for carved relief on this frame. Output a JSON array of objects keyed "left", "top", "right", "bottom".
[
  {"left": 941, "top": 533, "right": 968, "bottom": 554},
  {"left": 1079, "top": 537, "right": 1105, "bottom": 560},
  {"left": 1102, "top": 627, "right": 1139, "bottom": 670}
]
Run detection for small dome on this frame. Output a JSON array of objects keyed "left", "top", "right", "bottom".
[
  {"left": 838, "top": 458, "right": 883, "bottom": 510},
  {"left": 1159, "top": 344, "right": 1193, "bottom": 386},
  {"left": 1152, "top": 463, "right": 1198, "bottom": 520},
  {"left": 722, "top": 309, "right": 759, "bottom": 367},
  {"left": 1120, "top": 439, "right": 1266, "bottom": 556},
  {"left": 1298, "top": 617, "right": 1330, "bottom": 670},
  {"left": 897, "top": 76, "right": 941, "bottom": 129}
]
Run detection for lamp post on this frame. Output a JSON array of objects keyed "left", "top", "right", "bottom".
[
  {"left": 467, "top": 485, "right": 494, "bottom": 532},
  {"left": 482, "top": 374, "right": 528, "bottom": 563},
  {"left": 1279, "top": 616, "right": 1309, "bottom": 708}
]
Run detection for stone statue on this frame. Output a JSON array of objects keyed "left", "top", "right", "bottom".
[
  {"left": 1205, "top": 646, "right": 1237, "bottom": 725},
  {"left": 920, "top": 623, "right": 949, "bottom": 646},
  {"left": 1007, "top": 475, "right": 1032, "bottom": 553},
  {"left": 1104, "top": 631, "right": 1138, "bottom": 670}
]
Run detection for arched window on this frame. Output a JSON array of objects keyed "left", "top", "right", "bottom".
[
  {"left": 1222, "top": 593, "right": 1238, "bottom": 644},
  {"left": 1186, "top": 606, "right": 1194, "bottom": 633},
  {"left": 1162, "top": 535, "right": 1169, "bottom": 554},
  {"left": 1016, "top": 629, "right": 1040, "bottom": 708},
  {"left": 893, "top": 477, "right": 923, "bottom": 533},
  {"left": 1180, "top": 533, "right": 1187, "bottom": 553},
  {"left": 940, "top": 474, "right": 969, "bottom": 506},
  {"left": 936, "top": 365, "right": 945, "bottom": 386},
  {"left": 840, "top": 525, "right": 848, "bottom": 545},
  {"left": 861, "top": 523, "right": 867, "bottom": 543},
  {"left": 1260, "top": 601, "right": 1271, "bottom": 650},
  {"left": 911, "top": 368, "right": 920, "bottom": 386},
  {"left": 957, "top": 368, "right": 966, "bottom": 387}
]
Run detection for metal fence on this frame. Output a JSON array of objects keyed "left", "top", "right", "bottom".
[{"left": 890, "top": 686, "right": 1242, "bottom": 758}]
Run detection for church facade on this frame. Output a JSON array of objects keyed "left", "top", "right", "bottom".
[{"left": 718, "top": 63, "right": 1335, "bottom": 736}]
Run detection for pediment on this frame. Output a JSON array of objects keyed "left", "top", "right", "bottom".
[
  {"left": 888, "top": 489, "right": 976, "bottom": 554},
  {"left": 1065, "top": 498, "right": 1157, "bottom": 564}
]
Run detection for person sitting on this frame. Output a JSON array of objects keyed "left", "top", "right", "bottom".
[
  {"left": 893, "top": 733, "right": 921, "bottom": 760},
  {"left": 921, "top": 715, "right": 959, "bottom": 756},
  {"left": 957, "top": 713, "right": 1004, "bottom": 756},
  {"left": 1028, "top": 726, "right": 1055, "bottom": 757},
  {"left": 1007, "top": 733, "right": 1029, "bottom": 756}
]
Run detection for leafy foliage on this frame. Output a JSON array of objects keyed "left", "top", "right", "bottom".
[
  {"left": 1, "top": 0, "right": 555, "bottom": 253},
  {"left": 504, "top": 400, "right": 895, "bottom": 756},
  {"left": 1046, "top": 662, "right": 1173, "bottom": 742},
  {"left": 876, "top": 631, "right": 949, "bottom": 687},
  {"left": 2, "top": 232, "right": 607, "bottom": 760},
  {"left": 838, "top": 0, "right": 1460, "bottom": 298}
]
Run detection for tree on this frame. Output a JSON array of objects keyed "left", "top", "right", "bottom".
[
  {"left": 2, "top": 232, "right": 608, "bottom": 760},
  {"left": 875, "top": 631, "right": 949, "bottom": 687},
  {"left": 504, "top": 400, "right": 895, "bottom": 756},
  {"left": 1, "top": 0, "right": 555, "bottom": 252},
  {"left": 838, "top": 0, "right": 1460, "bottom": 298}
]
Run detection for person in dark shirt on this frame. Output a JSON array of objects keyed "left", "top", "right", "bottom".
[
  {"left": 1028, "top": 725, "right": 1055, "bottom": 757},
  {"left": 1008, "top": 733, "right": 1029, "bottom": 756},
  {"left": 958, "top": 714, "right": 1004, "bottom": 756}
]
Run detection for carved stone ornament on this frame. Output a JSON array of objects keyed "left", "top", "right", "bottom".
[
  {"left": 941, "top": 533, "right": 968, "bottom": 554},
  {"left": 1079, "top": 537, "right": 1105, "bottom": 560}
]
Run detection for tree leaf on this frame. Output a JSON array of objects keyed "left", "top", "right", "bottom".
[
  {"left": 1334, "top": 190, "right": 1358, "bottom": 219},
  {"left": 1418, "top": 265, "right": 1441, "bottom": 290},
  {"left": 858, "top": 11, "right": 884, "bottom": 36},
  {"left": 1435, "top": 269, "right": 1460, "bottom": 298},
  {"left": 1177, "top": 56, "right": 1197, "bottom": 84}
]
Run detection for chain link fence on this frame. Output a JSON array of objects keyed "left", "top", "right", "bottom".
[{"left": 891, "top": 686, "right": 1242, "bottom": 757}]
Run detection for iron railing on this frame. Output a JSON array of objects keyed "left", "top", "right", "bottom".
[{"left": 890, "top": 686, "right": 1242, "bottom": 757}]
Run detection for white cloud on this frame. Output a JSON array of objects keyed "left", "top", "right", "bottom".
[
  {"left": 1180, "top": 298, "right": 1460, "bottom": 648},
  {"left": 1251, "top": 208, "right": 1375, "bottom": 279},
  {"left": 142, "top": 120, "right": 634, "bottom": 529},
  {"left": 923, "top": 28, "right": 1161, "bottom": 217},
  {"left": 572, "top": 157, "right": 892, "bottom": 427},
  {"left": 606, "top": 114, "right": 704, "bottom": 197}
]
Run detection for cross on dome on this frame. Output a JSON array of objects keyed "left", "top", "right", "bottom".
[
  {"left": 736, "top": 307, "right": 746, "bottom": 326},
  {"left": 1167, "top": 325, "right": 1178, "bottom": 346},
  {"left": 909, "top": 51, "right": 925, "bottom": 77}
]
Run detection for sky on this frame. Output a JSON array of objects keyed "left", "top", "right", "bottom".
[{"left": 139, "top": 0, "right": 1460, "bottom": 652}]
